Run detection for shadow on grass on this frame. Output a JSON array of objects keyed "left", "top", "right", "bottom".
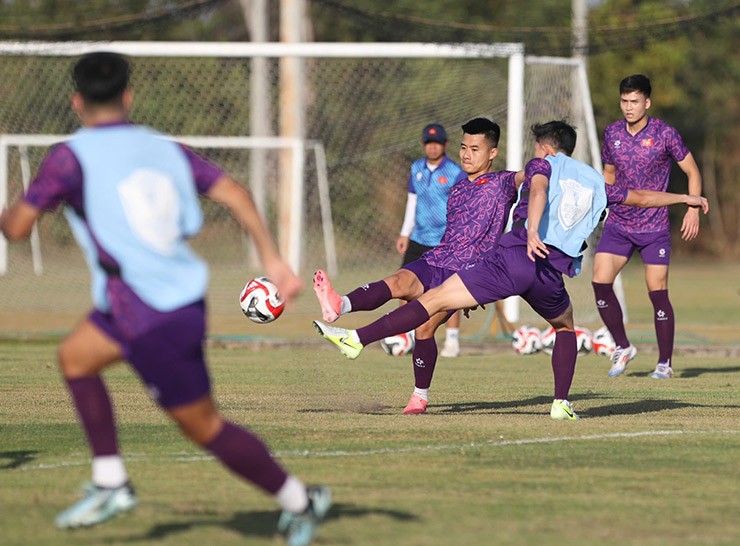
[
  {"left": 433, "top": 394, "right": 603, "bottom": 415},
  {"left": 679, "top": 366, "right": 740, "bottom": 378},
  {"left": 116, "top": 503, "right": 417, "bottom": 542},
  {"left": 0, "top": 450, "right": 40, "bottom": 469}
]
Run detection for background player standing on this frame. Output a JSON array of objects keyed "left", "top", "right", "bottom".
[
  {"left": 0, "top": 51, "right": 330, "bottom": 546},
  {"left": 592, "top": 74, "right": 703, "bottom": 379},
  {"left": 388, "top": 123, "right": 464, "bottom": 358}
]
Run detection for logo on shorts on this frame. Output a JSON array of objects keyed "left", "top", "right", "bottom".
[
  {"left": 614, "top": 140, "right": 621, "bottom": 148},
  {"left": 147, "top": 384, "right": 161, "bottom": 401},
  {"left": 361, "top": 284, "right": 370, "bottom": 290},
  {"left": 659, "top": 248, "right": 666, "bottom": 257},
  {"left": 414, "top": 357, "right": 425, "bottom": 368},
  {"left": 596, "top": 299, "right": 607, "bottom": 308},
  {"left": 641, "top": 138, "right": 654, "bottom": 147},
  {"left": 656, "top": 309, "right": 667, "bottom": 321}
]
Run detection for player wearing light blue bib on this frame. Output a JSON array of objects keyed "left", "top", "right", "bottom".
[{"left": 0, "top": 51, "right": 330, "bottom": 546}]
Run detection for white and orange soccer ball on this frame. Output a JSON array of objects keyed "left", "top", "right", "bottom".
[
  {"left": 592, "top": 325, "right": 616, "bottom": 357},
  {"left": 512, "top": 325, "right": 543, "bottom": 355},
  {"left": 574, "top": 326, "right": 593, "bottom": 355},
  {"left": 541, "top": 325, "right": 592, "bottom": 355},
  {"left": 239, "top": 277, "right": 285, "bottom": 324},
  {"left": 380, "top": 332, "right": 415, "bottom": 356}
]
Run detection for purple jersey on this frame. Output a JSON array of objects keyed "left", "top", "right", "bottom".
[
  {"left": 601, "top": 116, "right": 690, "bottom": 233},
  {"left": 24, "top": 123, "right": 223, "bottom": 214},
  {"left": 422, "top": 170, "right": 517, "bottom": 271}
]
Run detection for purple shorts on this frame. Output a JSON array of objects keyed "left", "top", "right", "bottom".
[
  {"left": 457, "top": 246, "right": 571, "bottom": 320},
  {"left": 90, "top": 278, "right": 210, "bottom": 409},
  {"left": 596, "top": 224, "right": 671, "bottom": 265},
  {"left": 402, "top": 258, "right": 456, "bottom": 292}
]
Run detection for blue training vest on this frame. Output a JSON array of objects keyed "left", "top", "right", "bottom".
[
  {"left": 66, "top": 125, "right": 208, "bottom": 312},
  {"left": 531, "top": 153, "right": 607, "bottom": 274}
]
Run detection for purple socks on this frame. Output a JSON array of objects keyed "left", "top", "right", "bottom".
[
  {"left": 357, "top": 299, "right": 430, "bottom": 346},
  {"left": 346, "top": 280, "right": 393, "bottom": 312},
  {"left": 411, "top": 337, "right": 438, "bottom": 389},
  {"left": 552, "top": 330, "right": 577, "bottom": 400},
  {"left": 592, "top": 282, "right": 630, "bottom": 347},
  {"left": 65, "top": 376, "right": 119, "bottom": 457},
  {"left": 648, "top": 289, "right": 674, "bottom": 364}
]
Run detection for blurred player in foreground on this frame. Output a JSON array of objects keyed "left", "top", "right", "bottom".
[
  {"left": 0, "top": 51, "right": 330, "bottom": 546},
  {"left": 314, "top": 117, "right": 521, "bottom": 414},
  {"left": 390, "top": 123, "right": 464, "bottom": 358},
  {"left": 314, "top": 120, "right": 708, "bottom": 420},
  {"left": 593, "top": 74, "right": 703, "bottom": 379}
]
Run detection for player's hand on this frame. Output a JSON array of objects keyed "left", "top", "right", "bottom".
[
  {"left": 264, "top": 260, "right": 303, "bottom": 306},
  {"left": 680, "top": 204, "right": 703, "bottom": 241},
  {"left": 396, "top": 236, "right": 409, "bottom": 254},
  {"left": 526, "top": 229, "right": 548, "bottom": 261},
  {"left": 462, "top": 303, "right": 485, "bottom": 319}
]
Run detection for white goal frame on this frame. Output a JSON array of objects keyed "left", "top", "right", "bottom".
[{"left": 0, "top": 134, "right": 335, "bottom": 277}]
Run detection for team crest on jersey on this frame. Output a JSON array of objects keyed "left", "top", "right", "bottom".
[
  {"left": 557, "top": 178, "right": 594, "bottom": 229},
  {"left": 438, "top": 176, "right": 448, "bottom": 184},
  {"left": 416, "top": 172, "right": 423, "bottom": 180},
  {"left": 641, "top": 138, "right": 654, "bottom": 147}
]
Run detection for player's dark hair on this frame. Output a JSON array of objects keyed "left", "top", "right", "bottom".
[
  {"left": 619, "top": 74, "right": 651, "bottom": 98},
  {"left": 531, "top": 120, "right": 577, "bottom": 156},
  {"left": 72, "top": 51, "right": 130, "bottom": 104},
  {"left": 461, "top": 117, "right": 500, "bottom": 147}
]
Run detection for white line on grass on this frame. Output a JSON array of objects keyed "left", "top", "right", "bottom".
[{"left": 18, "top": 429, "right": 739, "bottom": 471}]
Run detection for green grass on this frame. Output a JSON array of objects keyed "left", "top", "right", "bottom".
[{"left": 1, "top": 341, "right": 739, "bottom": 546}]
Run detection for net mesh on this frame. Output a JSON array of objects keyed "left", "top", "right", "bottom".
[{"left": 0, "top": 48, "right": 599, "bottom": 336}]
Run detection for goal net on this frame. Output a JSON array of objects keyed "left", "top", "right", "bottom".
[{"left": 0, "top": 42, "right": 602, "bottom": 337}]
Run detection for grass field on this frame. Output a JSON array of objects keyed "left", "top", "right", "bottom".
[{"left": 2, "top": 337, "right": 739, "bottom": 546}]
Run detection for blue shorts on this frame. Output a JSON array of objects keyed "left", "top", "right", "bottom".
[
  {"left": 596, "top": 224, "right": 671, "bottom": 265},
  {"left": 90, "top": 277, "right": 210, "bottom": 409},
  {"left": 457, "top": 246, "right": 571, "bottom": 321}
]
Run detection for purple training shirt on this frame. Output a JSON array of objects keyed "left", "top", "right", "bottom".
[
  {"left": 422, "top": 170, "right": 518, "bottom": 271},
  {"left": 601, "top": 116, "right": 690, "bottom": 234}
]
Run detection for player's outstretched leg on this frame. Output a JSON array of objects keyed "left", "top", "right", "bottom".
[
  {"left": 313, "top": 269, "right": 342, "bottom": 323},
  {"left": 313, "top": 320, "right": 363, "bottom": 359},
  {"left": 278, "top": 485, "right": 332, "bottom": 546},
  {"left": 55, "top": 482, "right": 137, "bottom": 529}
]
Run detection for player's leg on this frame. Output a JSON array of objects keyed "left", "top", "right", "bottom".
[
  {"left": 523, "top": 267, "right": 579, "bottom": 421},
  {"left": 439, "top": 310, "right": 461, "bottom": 358},
  {"left": 403, "top": 312, "right": 449, "bottom": 414},
  {"left": 55, "top": 313, "right": 137, "bottom": 529},
  {"left": 313, "top": 273, "right": 477, "bottom": 359},
  {"left": 643, "top": 238, "right": 674, "bottom": 378},
  {"left": 313, "top": 267, "right": 423, "bottom": 323},
  {"left": 593, "top": 245, "right": 638, "bottom": 376},
  {"left": 138, "top": 301, "right": 330, "bottom": 546}
]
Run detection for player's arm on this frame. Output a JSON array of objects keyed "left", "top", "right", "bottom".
[
  {"left": 206, "top": 175, "right": 302, "bottom": 304},
  {"left": 514, "top": 169, "right": 527, "bottom": 188},
  {"left": 397, "top": 192, "right": 417, "bottom": 254},
  {"left": 602, "top": 164, "right": 616, "bottom": 185},
  {"left": 526, "top": 173, "right": 549, "bottom": 261},
  {"left": 676, "top": 152, "right": 703, "bottom": 241},
  {"left": 622, "top": 189, "right": 708, "bottom": 213},
  {"left": 0, "top": 201, "right": 42, "bottom": 240}
]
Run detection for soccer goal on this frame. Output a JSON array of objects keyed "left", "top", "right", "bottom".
[{"left": 0, "top": 41, "right": 610, "bottom": 336}]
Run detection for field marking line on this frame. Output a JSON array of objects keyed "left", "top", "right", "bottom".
[{"left": 17, "top": 429, "right": 740, "bottom": 471}]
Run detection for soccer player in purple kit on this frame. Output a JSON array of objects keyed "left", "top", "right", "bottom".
[
  {"left": 0, "top": 52, "right": 330, "bottom": 546},
  {"left": 593, "top": 75, "right": 703, "bottom": 379},
  {"left": 313, "top": 120, "right": 708, "bottom": 420},
  {"left": 313, "top": 117, "right": 521, "bottom": 414},
  {"left": 389, "top": 123, "right": 464, "bottom": 358}
]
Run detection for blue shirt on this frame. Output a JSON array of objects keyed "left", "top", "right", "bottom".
[{"left": 407, "top": 155, "right": 463, "bottom": 247}]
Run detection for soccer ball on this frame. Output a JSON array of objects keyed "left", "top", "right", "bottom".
[
  {"left": 511, "top": 325, "right": 542, "bottom": 355},
  {"left": 380, "top": 331, "right": 415, "bottom": 356},
  {"left": 574, "top": 326, "right": 593, "bottom": 355},
  {"left": 540, "top": 326, "right": 556, "bottom": 355},
  {"left": 239, "top": 277, "right": 285, "bottom": 324},
  {"left": 541, "top": 325, "right": 592, "bottom": 355},
  {"left": 592, "top": 325, "right": 616, "bottom": 357}
]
